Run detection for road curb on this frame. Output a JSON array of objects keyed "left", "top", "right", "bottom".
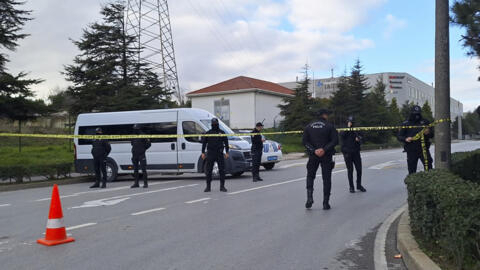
[
  {"left": 0, "top": 176, "right": 91, "bottom": 192},
  {"left": 397, "top": 210, "right": 441, "bottom": 270}
]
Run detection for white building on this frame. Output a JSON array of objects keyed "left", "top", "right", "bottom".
[
  {"left": 280, "top": 72, "right": 464, "bottom": 121},
  {"left": 187, "top": 76, "right": 294, "bottom": 129}
]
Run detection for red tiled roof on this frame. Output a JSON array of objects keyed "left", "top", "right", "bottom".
[{"left": 187, "top": 76, "right": 294, "bottom": 96}]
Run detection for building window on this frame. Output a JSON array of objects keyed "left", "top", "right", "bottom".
[{"left": 214, "top": 98, "right": 230, "bottom": 126}]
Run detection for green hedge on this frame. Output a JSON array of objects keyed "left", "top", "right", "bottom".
[
  {"left": 451, "top": 148, "right": 480, "bottom": 184},
  {"left": 0, "top": 163, "right": 72, "bottom": 183},
  {"left": 405, "top": 170, "right": 480, "bottom": 269}
]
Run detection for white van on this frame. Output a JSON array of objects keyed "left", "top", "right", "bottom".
[{"left": 74, "top": 108, "right": 252, "bottom": 182}]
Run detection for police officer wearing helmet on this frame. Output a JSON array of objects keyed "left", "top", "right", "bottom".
[
  {"left": 302, "top": 109, "right": 338, "bottom": 210},
  {"left": 397, "top": 105, "right": 434, "bottom": 174},
  {"left": 251, "top": 122, "right": 265, "bottom": 182},
  {"left": 90, "top": 127, "right": 111, "bottom": 188},
  {"left": 340, "top": 116, "right": 366, "bottom": 193},
  {"left": 201, "top": 118, "right": 229, "bottom": 192},
  {"left": 131, "top": 124, "right": 151, "bottom": 188}
]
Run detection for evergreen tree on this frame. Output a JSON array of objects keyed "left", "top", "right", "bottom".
[
  {"left": 279, "top": 66, "right": 315, "bottom": 131},
  {"left": 451, "top": 0, "right": 480, "bottom": 80},
  {"left": 362, "top": 77, "right": 390, "bottom": 143},
  {"left": 0, "top": 0, "right": 43, "bottom": 120},
  {"left": 388, "top": 98, "right": 403, "bottom": 125},
  {"left": 64, "top": 1, "right": 173, "bottom": 115},
  {"left": 421, "top": 101, "right": 434, "bottom": 122},
  {"left": 347, "top": 59, "right": 369, "bottom": 123},
  {"left": 330, "top": 71, "right": 351, "bottom": 126}
]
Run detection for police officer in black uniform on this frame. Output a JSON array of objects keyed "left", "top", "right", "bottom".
[
  {"left": 201, "top": 118, "right": 229, "bottom": 192},
  {"left": 90, "top": 127, "right": 111, "bottom": 189},
  {"left": 340, "top": 116, "right": 366, "bottom": 193},
  {"left": 398, "top": 105, "right": 434, "bottom": 174},
  {"left": 131, "top": 124, "right": 151, "bottom": 188},
  {"left": 251, "top": 122, "right": 265, "bottom": 182},
  {"left": 303, "top": 109, "right": 338, "bottom": 210}
]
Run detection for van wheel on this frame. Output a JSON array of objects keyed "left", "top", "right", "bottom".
[
  {"left": 263, "top": 163, "right": 275, "bottom": 170},
  {"left": 231, "top": 172, "right": 244, "bottom": 177},
  {"left": 106, "top": 160, "right": 118, "bottom": 182}
]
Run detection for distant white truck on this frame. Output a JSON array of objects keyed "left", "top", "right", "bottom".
[{"left": 74, "top": 108, "right": 252, "bottom": 181}]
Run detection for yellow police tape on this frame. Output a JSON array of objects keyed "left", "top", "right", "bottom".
[
  {"left": 0, "top": 118, "right": 450, "bottom": 172},
  {"left": 0, "top": 118, "right": 450, "bottom": 140}
]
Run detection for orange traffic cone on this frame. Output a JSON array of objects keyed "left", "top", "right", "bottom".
[{"left": 37, "top": 184, "right": 75, "bottom": 246}]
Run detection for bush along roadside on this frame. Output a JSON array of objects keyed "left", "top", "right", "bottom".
[
  {"left": 0, "top": 163, "right": 72, "bottom": 183},
  {"left": 405, "top": 169, "right": 480, "bottom": 270},
  {"left": 451, "top": 148, "right": 480, "bottom": 184}
]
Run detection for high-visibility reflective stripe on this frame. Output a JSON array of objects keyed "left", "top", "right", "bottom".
[{"left": 46, "top": 218, "right": 64, "bottom": 229}]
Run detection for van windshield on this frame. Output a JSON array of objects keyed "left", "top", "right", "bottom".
[{"left": 200, "top": 119, "right": 241, "bottom": 141}]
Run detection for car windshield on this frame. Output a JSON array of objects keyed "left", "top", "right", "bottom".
[
  {"left": 200, "top": 119, "right": 241, "bottom": 140},
  {"left": 241, "top": 136, "right": 252, "bottom": 144}
]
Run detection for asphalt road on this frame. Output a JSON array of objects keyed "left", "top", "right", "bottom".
[{"left": 0, "top": 141, "right": 479, "bottom": 270}]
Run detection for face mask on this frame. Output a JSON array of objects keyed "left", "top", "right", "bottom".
[{"left": 212, "top": 123, "right": 220, "bottom": 130}]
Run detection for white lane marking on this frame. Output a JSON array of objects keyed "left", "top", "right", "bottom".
[
  {"left": 70, "top": 184, "right": 198, "bottom": 209},
  {"left": 368, "top": 160, "right": 399, "bottom": 170},
  {"left": 229, "top": 169, "right": 347, "bottom": 195},
  {"left": 279, "top": 162, "right": 306, "bottom": 169},
  {"left": 185, "top": 198, "right": 211, "bottom": 204},
  {"left": 35, "top": 180, "right": 179, "bottom": 202},
  {"left": 374, "top": 204, "right": 407, "bottom": 270},
  {"left": 70, "top": 197, "right": 131, "bottom": 209},
  {"left": 131, "top": 207, "right": 166, "bottom": 216},
  {"left": 0, "top": 204, "right": 11, "bottom": 207},
  {"left": 66, "top": 223, "right": 97, "bottom": 231}
]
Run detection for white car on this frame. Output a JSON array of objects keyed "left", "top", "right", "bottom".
[{"left": 240, "top": 135, "right": 283, "bottom": 170}]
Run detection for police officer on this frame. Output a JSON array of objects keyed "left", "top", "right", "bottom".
[
  {"left": 340, "top": 116, "right": 366, "bottom": 193},
  {"left": 201, "top": 118, "right": 229, "bottom": 192},
  {"left": 303, "top": 109, "right": 338, "bottom": 210},
  {"left": 131, "top": 124, "right": 151, "bottom": 188},
  {"left": 251, "top": 122, "right": 265, "bottom": 182},
  {"left": 90, "top": 127, "right": 111, "bottom": 189},
  {"left": 398, "top": 105, "right": 434, "bottom": 174}
]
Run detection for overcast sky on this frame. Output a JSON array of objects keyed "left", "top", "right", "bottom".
[{"left": 6, "top": 0, "right": 480, "bottom": 112}]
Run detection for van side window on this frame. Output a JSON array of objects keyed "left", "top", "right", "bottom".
[
  {"left": 182, "top": 121, "right": 205, "bottom": 143},
  {"left": 78, "top": 122, "right": 177, "bottom": 145},
  {"left": 142, "top": 122, "right": 177, "bottom": 143}
]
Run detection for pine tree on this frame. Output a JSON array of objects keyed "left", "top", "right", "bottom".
[
  {"left": 362, "top": 77, "right": 390, "bottom": 143},
  {"left": 330, "top": 72, "right": 351, "bottom": 126},
  {"left": 347, "top": 59, "right": 369, "bottom": 123},
  {"left": 0, "top": 0, "right": 44, "bottom": 122},
  {"left": 421, "top": 101, "right": 434, "bottom": 122},
  {"left": 279, "top": 65, "right": 315, "bottom": 131},
  {"left": 64, "top": 1, "right": 173, "bottom": 115},
  {"left": 388, "top": 98, "right": 403, "bottom": 125},
  {"left": 451, "top": 0, "right": 480, "bottom": 80}
]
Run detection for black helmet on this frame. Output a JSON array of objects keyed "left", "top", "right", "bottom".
[
  {"left": 256, "top": 122, "right": 264, "bottom": 127},
  {"left": 133, "top": 124, "right": 141, "bottom": 130},
  {"left": 347, "top": 116, "right": 355, "bottom": 123},
  {"left": 211, "top": 118, "right": 219, "bottom": 125},
  {"left": 95, "top": 127, "right": 103, "bottom": 134},
  {"left": 411, "top": 105, "right": 422, "bottom": 114},
  {"left": 316, "top": 108, "right": 332, "bottom": 117}
]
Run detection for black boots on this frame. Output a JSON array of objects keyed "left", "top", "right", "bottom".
[
  {"left": 349, "top": 186, "right": 355, "bottom": 193},
  {"left": 101, "top": 182, "right": 106, "bottom": 189},
  {"left": 253, "top": 177, "right": 263, "bottom": 182},
  {"left": 131, "top": 181, "right": 139, "bottom": 188},
  {"left": 305, "top": 190, "right": 314, "bottom": 209},
  {"left": 323, "top": 195, "right": 331, "bottom": 210},
  {"left": 143, "top": 181, "right": 148, "bottom": 188},
  {"left": 220, "top": 182, "right": 227, "bottom": 192},
  {"left": 357, "top": 185, "right": 367, "bottom": 192},
  {"left": 204, "top": 182, "right": 211, "bottom": 192},
  {"left": 90, "top": 182, "right": 100, "bottom": 188}
]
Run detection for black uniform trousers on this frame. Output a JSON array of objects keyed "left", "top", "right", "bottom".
[
  {"left": 306, "top": 155, "right": 333, "bottom": 200},
  {"left": 132, "top": 154, "right": 148, "bottom": 183},
  {"left": 407, "top": 149, "right": 433, "bottom": 175},
  {"left": 205, "top": 152, "right": 226, "bottom": 185},
  {"left": 251, "top": 147, "right": 263, "bottom": 179},
  {"left": 343, "top": 151, "right": 362, "bottom": 188},
  {"left": 93, "top": 157, "right": 107, "bottom": 184}
]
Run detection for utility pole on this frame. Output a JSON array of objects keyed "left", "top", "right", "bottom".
[{"left": 434, "top": 0, "right": 451, "bottom": 169}]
